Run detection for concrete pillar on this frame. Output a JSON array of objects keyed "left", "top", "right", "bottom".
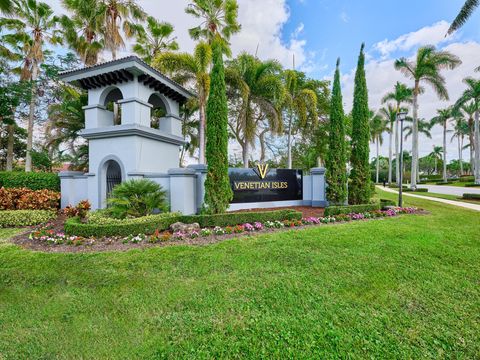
[
  {"left": 83, "top": 105, "right": 114, "bottom": 128},
  {"left": 168, "top": 168, "right": 197, "bottom": 215},
  {"left": 118, "top": 98, "right": 153, "bottom": 127},
  {"left": 311, "top": 167, "right": 328, "bottom": 207},
  {"left": 188, "top": 164, "right": 207, "bottom": 213},
  {"left": 160, "top": 114, "right": 183, "bottom": 137},
  {"left": 58, "top": 171, "right": 88, "bottom": 208}
]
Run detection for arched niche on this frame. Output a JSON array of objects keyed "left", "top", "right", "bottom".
[
  {"left": 98, "top": 156, "right": 125, "bottom": 207},
  {"left": 148, "top": 93, "right": 170, "bottom": 129},
  {"left": 100, "top": 86, "right": 124, "bottom": 126}
]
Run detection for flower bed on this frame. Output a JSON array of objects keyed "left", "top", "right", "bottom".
[{"left": 15, "top": 207, "right": 423, "bottom": 252}]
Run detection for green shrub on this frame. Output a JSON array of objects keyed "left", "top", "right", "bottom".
[
  {"left": 459, "top": 176, "right": 474, "bottom": 183},
  {"left": 324, "top": 203, "right": 380, "bottom": 216},
  {"left": 420, "top": 174, "right": 442, "bottom": 182},
  {"left": 380, "top": 199, "right": 396, "bottom": 209},
  {"left": 107, "top": 179, "right": 168, "bottom": 219},
  {"left": 465, "top": 183, "right": 480, "bottom": 187},
  {"left": 178, "top": 209, "right": 302, "bottom": 228},
  {"left": 463, "top": 193, "right": 480, "bottom": 200},
  {"left": 0, "top": 210, "right": 56, "bottom": 227},
  {"left": 0, "top": 171, "right": 60, "bottom": 191},
  {"left": 65, "top": 209, "right": 302, "bottom": 237},
  {"left": 403, "top": 187, "right": 428, "bottom": 193}
]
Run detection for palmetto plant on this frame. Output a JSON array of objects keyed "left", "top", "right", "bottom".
[
  {"left": 454, "top": 77, "right": 480, "bottom": 184},
  {"left": 107, "top": 179, "right": 168, "bottom": 219},
  {"left": 394, "top": 46, "right": 461, "bottom": 188},
  {"left": 283, "top": 70, "right": 318, "bottom": 169},
  {"left": 225, "top": 53, "right": 284, "bottom": 167},
  {"left": 98, "top": 0, "right": 145, "bottom": 60},
  {"left": 60, "top": 0, "right": 104, "bottom": 66},
  {"left": 381, "top": 82, "right": 412, "bottom": 184},
  {"left": 447, "top": 0, "right": 479, "bottom": 35},
  {"left": 430, "top": 107, "right": 453, "bottom": 183},
  {"left": 379, "top": 104, "right": 397, "bottom": 184},
  {"left": 369, "top": 110, "right": 388, "bottom": 183},
  {"left": 3, "top": 0, "right": 62, "bottom": 171},
  {"left": 186, "top": 0, "right": 240, "bottom": 56},
  {"left": 153, "top": 42, "right": 212, "bottom": 164},
  {"left": 133, "top": 16, "right": 178, "bottom": 64}
]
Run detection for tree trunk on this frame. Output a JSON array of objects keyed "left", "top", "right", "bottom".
[
  {"left": 6, "top": 124, "right": 14, "bottom": 171},
  {"left": 411, "top": 83, "right": 419, "bottom": 189},
  {"left": 287, "top": 112, "right": 293, "bottom": 169},
  {"left": 25, "top": 64, "right": 39, "bottom": 172},
  {"left": 199, "top": 100, "right": 206, "bottom": 164},
  {"left": 388, "top": 120, "right": 393, "bottom": 184},
  {"left": 475, "top": 106, "right": 480, "bottom": 184},
  {"left": 243, "top": 141, "right": 249, "bottom": 168},
  {"left": 376, "top": 138, "right": 380, "bottom": 184},
  {"left": 469, "top": 117, "right": 475, "bottom": 175},
  {"left": 459, "top": 135, "right": 463, "bottom": 176},
  {"left": 395, "top": 102, "right": 400, "bottom": 185},
  {"left": 443, "top": 121, "right": 447, "bottom": 183},
  {"left": 434, "top": 158, "right": 437, "bottom": 174},
  {"left": 259, "top": 129, "right": 267, "bottom": 163}
]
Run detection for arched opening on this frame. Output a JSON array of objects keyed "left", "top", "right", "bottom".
[
  {"left": 102, "top": 87, "right": 124, "bottom": 126},
  {"left": 148, "top": 93, "right": 168, "bottom": 129},
  {"left": 105, "top": 160, "right": 122, "bottom": 197}
]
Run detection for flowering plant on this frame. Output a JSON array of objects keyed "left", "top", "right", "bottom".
[
  {"left": 225, "top": 226, "right": 234, "bottom": 234},
  {"left": 303, "top": 217, "right": 320, "bottom": 225},
  {"left": 233, "top": 225, "right": 244, "bottom": 234},
  {"left": 254, "top": 222, "right": 263, "bottom": 230},
  {"left": 190, "top": 230, "right": 199, "bottom": 239},
  {"left": 213, "top": 226, "right": 225, "bottom": 235},
  {"left": 173, "top": 231, "right": 187, "bottom": 240},
  {"left": 201, "top": 228, "right": 212, "bottom": 236},
  {"left": 244, "top": 223, "right": 255, "bottom": 232},
  {"left": 264, "top": 221, "right": 275, "bottom": 228}
]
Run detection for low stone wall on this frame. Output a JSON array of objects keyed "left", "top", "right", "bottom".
[{"left": 59, "top": 166, "right": 327, "bottom": 215}]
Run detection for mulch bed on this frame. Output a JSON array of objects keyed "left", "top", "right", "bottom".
[{"left": 232, "top": 206, "right": 325, "bottom": 218}]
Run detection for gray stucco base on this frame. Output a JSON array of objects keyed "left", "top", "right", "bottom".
[{"left": 59, "top": 166, "right": 327, "bottom": 215}]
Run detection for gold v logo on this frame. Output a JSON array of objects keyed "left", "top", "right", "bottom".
[{"left": 256, "top": 163, "right": 269, "bottom": 179}]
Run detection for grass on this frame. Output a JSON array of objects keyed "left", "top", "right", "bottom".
[{"left": 0, "top": 190, "right": 479, "bottom": 358}]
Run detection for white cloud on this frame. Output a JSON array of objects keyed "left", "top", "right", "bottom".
[
  {"left": 44, "top": 0, "right": 311, "bottom": 70},
  {"left": 372, "top": 21, "right": 455, "bottom": 59},
  {"left": 340, "top": 11, "right": 349, "bottom": 23},
  {"left": 343, "top": 35, "right": 480, "bottom": 162}
]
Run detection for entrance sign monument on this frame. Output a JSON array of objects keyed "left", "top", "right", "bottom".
[{"left": 58, "top": 56, "right": 327, "bottom": 214}]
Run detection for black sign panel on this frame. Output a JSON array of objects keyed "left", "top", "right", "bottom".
[{"left": 229, "top": 165, "right": 303, "bottom": 203}]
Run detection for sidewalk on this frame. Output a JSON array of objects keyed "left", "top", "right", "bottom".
[{"left": 377, "top": 186, "right": 480, "bottom": 212}]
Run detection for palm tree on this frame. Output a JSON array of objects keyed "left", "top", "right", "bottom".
[
  {"left": 283, "top": 70, "right": 318, "bottom": 169},
  {"left": 133, "top": 16, "right": 178, "bottom": 64},
  {"left": 186, "top": 0, "right": 240, "bottom": 56},
  {"left": 404, "top": 117, "right": 432, "bottom": 141},
  {"left": 99, "top": 0, "right": 145, "bottom": 60},
  {"left": 428, "top": 146, "right": 443, "bottom": 175},
  {"left": 0, "top": 0, "right": 13, "bottom": 14},
  {"left": 430, "top": 107, "right": 453, "bottom": 183},
  {"left": 225, "top": 53, "right": 284, "bottom": 167},
  {"left": 153, "top": 42, "right": 212, "bottom": 164},
  {"left": 395, "top": 46, "right": 461, "bottom": 188},
  {"left": 379, "top": 104, "right": 397, "bottom": 184},
  {"left": 369, "top": 111, "right": 388, "bottom": 183},
  {"left": 451, "top": 113, "right": 469, "bottom": 175},
  {"left": 455, "top": 77, "right": 480, "bottom": 183},
  {"left": 460, "top": 101, "right": 478, "bottom": 174},
  {"left": 447, "top": 0, "right": 479, "bottom": 35},
  {"left": 381, "top": 82, "right": 412, "bottom": 184},
  {"left": 60, "top": 0, "right": 104, "bottom": 66},
  {"left": 8, "top": 0, "right": 62, "bottom": 171}
]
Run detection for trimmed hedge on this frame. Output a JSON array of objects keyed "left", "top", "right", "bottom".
[
  {"left": 403, "top": 187, "right": 428, "bottom": 193},
  {"left": 380, "top": 198, "right": 396, "bottom": 209},
  {"left": 0, "top": 171, "right": 60, "bottom": 191},
  {"left": 459, "top": 176, "right": 474, "bottom": 183},
  {"left": 65, "top": 209, "right": 303, "bottom": 237},
  {"left": 324, "top": 203, "right": 380, "bottom": 216},
  {"left": 465, "top": 183, "right": 480, "bottom": 187},
  {"left": 463, "top": 193, "right": 480, "bottom": 200},
  {"left": 0, "top": 210, "right": 56, "bottom": 227}
]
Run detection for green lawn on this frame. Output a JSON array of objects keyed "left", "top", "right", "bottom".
[
  {"left": 398, "top": 190, "right": 480, "bottom": 205},
  {"left": 1, "top": 190, "right": 479, "bottom": 358}
]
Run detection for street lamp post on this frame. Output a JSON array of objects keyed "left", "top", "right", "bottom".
[{"left": 397, "top": 111, "right": 408, "bottom": 207}]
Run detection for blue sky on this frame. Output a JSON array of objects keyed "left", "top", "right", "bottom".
[{"left": 281, "top": 0, "right": 480, "bottom": 78}]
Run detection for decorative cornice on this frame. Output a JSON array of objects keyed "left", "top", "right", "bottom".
[{"left": 79, "top": 124, "right": 185, "bottom": 145}]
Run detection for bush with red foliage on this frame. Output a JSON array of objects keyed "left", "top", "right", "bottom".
[{"left": 0, "top": 187, "right": 60, "bottom": 210}]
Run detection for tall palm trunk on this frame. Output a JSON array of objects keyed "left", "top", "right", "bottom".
[
  {"left": 475, "top": 106, "right": 480, "bottom": 184},
  {"left": 434, "top": 157, "right": 437, "bottom": 174},
  {"left": 395, "top": 102, "right": 400, "bottom": 184},
  {"left": 376, "top": 137, "right": 380, "bottom": 183},
  {"left": 6, "top": 124, "right": 14, "bottom": 171},
  {"left": 25, "top": 63, "right": 39, "bottom": 172},
  {"left": 411, "top": 83, "right": 419, "bottom": 188},
  {"left": 443, "top": 121, "right": 447, "bottom": 183},
  {"left": 259, "top": 129, "right": 267, "bottom": 163},
  {"left": 468, "top": 117, "right": 474, "bottom": 175},
  {"left": 287, "top": 112, "right": 293, "bottom": 169},
  {"left": 458, "top": 135, "right": 463, "bottom": 176},
  {"left": 243, "top": 141, "right": 249, "bottom": 168},
  {"left": 388, "top": 120, "right": 393, "bottom": 184},
  {"left": 198, "top": 99, "right": 206, "bottom": 164}
]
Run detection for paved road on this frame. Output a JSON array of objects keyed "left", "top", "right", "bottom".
[
  {"left": 415, "top": 185, "right": 480, "bottom": 197},
  {"left": 378, "top": 186, "right": 480, "bottom": 212}
]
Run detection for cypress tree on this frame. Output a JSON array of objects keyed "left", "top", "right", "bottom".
[
  {"left": 326, "top": 58, "right": 348, "bottom": 204},
  {"left": 349, "top": 43, "right": 371, "bottom": 204},
  {"left": 203, "top": 38, "right": 233, "bottom": 214}
]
